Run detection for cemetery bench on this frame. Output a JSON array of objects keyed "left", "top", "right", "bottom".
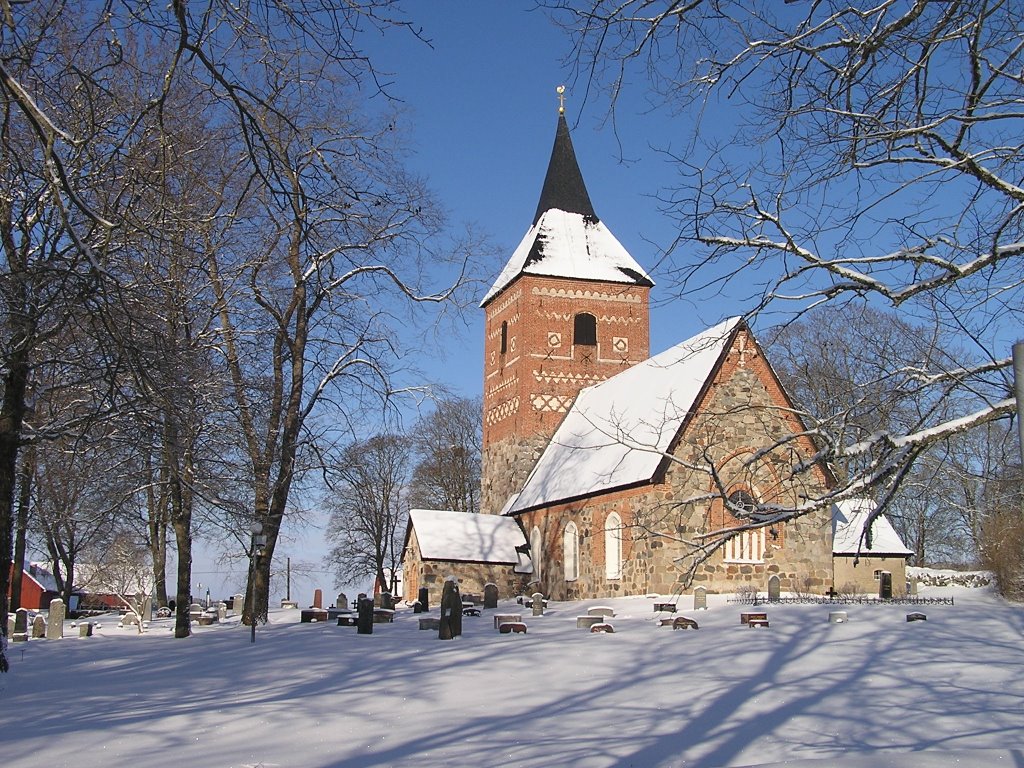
[
  {"left": 741, "top": 611, "right": 769, "bottom": 628},
  {"left": 589, "top": 623, "right": 614, "bottom": 633},
  {"left": 672, "top": 616, "right": 699, "bottom": 630},
  {"left": 498, "top": 621, "right": 527, "bottom": 634},
  {"left": 493, "top": 613, "right": 521, "bottom": 629},
  {"left": 336, "top": 614, "right": 358, "bottom": 627},
  {"left": 418, "top": 617, "right": 441, "bottom": 631},
  {"left": 653, "top": 602, "right": 677, "bottom": 613},
  {"left": 301, "top": 609, "right": 329, "bottom": 623},
  {"left": 906, "top": 612, "right": 927, "bottom": 622}
]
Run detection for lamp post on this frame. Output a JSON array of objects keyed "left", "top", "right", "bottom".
[{"left": 249, "top": 522, "right": 267, "bottom": 644}]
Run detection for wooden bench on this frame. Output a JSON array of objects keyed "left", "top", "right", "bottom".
[
  {"left": 653, "top": 602, "right": 677, "bottom": 613},
  {"left": 498, "top": 622, "right": 527, "bottom": 634},
  {"left": 741, "top": 611, "right": 769, "bottom": 628},
  {"left": 672, "top": 616, "right": 699, "bottom": 630}
]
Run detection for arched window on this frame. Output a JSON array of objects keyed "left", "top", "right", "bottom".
[
  {"left": 723, "top": 490, "right": 766, "bottom": 563},
  {"left": 605, "top": 512, "right": 622, "bottom": 580},
  {"left": 573, "top": 313, "right": 597, "bottom": 346},
  {"left": 563, "top": 522, "right": 579, "bottom": 581},
  {"left": 531, "top": 526, "right": 543, "bottom": 584},
  {"left": 500, "top": 320, "right": 508, "bottom": 354}
]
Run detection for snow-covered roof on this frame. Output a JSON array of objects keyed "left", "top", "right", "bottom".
[
  {"left": 24, "top": 562, "right": 60, "bottom": 592},
  {"left": 508, "top": 317, "right": 741, "bottom": 514},
  {"left": 832, "top": 499, "right": 913, "bottom": 556},
  {"left": 408, "top": 509, "right": 527, "bottom": 564},
  {"left": 480, "top": 208, "right": 653, "bottom": 306}
]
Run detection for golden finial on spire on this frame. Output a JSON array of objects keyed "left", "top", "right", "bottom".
[{"left": 556, "top": 84, "right": 566, "bottom": 114}]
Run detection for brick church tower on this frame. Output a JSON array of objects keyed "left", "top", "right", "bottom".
[{"left": 480, "top": 105, "right": 653, "bottom": 514}]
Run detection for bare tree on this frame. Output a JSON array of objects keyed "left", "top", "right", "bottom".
[
  {"left": 408, "top": 396, "right": 482, "bottom": 514},
  {"left": 325, "top": 434, "right": 412, "bottom": 593},
  {"left": 548, "top": 0, "right": 1019, "bottom": 535}
]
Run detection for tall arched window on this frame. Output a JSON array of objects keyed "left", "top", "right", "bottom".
[
  {"left": 723, "top": 489, "right": 766, "bottom": 563},
  {"left": 530, "top": 526, "right": 543, "bottom": 584},
  {"left": 573, "top": 313, "right": 597, "bottom": 346},
  {"left": 563, "top": 522, "right": 579, "bottom": 581},
  {"left": 605, "top": 512, "right": 622, "bottom": 579}
]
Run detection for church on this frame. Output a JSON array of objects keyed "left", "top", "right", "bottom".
[{"left": 402, "top": 102, "right": 839, "bottom": 604}]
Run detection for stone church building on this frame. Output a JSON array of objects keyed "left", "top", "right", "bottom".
[{"left": 403, "top": 106, "right": 840, "bottom": 604}]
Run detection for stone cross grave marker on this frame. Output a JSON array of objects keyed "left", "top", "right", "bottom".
[
  {"left": 693, "top": 586, "right": 708, "bottom": 610},
  {"left": 484, "top": 583, "right": 499, "bottom": 609},
  {"left": 47, "top": 598, "right": 65, "bottom": 640}
]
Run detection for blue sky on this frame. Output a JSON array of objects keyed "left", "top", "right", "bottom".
[{"left": 361, "top": 3, "right": 713, "bottom": 403}]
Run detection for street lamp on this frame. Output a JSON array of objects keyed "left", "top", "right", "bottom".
[{"left": 249, "top": 521, "right": 267, "bottom": 644}]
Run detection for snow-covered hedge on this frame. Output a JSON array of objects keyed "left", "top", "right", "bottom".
[{"left": 908, "top": 567, "right": 992, "bottom": 588}]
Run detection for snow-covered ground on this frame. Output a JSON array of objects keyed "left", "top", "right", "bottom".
[{"left": 2, "top": 584, "right": 1023, "bottom": 768}]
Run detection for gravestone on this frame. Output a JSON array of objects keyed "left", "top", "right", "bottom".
[
  {"left": 79, "top": 622, "right": 93, "bottom": 637},
  {"left": 356, "top": 596, "right": 374, "bottom": 634},
  {"left": 483, "top": 583, "right": 499, "bottom": 610},
  {"left": 47, "top": 598, "right": 65, "bottom": 640},
  {"left": 909, "top": 577, "right": 918, "bottom": 596},
  {"left": 142, "top": 597, "right": 153, "bottom": 623},
  {"left": 531, "top": 592, "right": 545, "bottom": 617},
  {"left": 767, "top": 575, "right": 781, "bottom": 601},
  {"left": 232, "top": 593, "right": 244, "bottom": 614},
  {"left": 879, "top": 572, "right": 893, "bottom": 600},
  {"left": 7, "top": 615, "right": 14, "bottom": 637},
  {"left": 217, "top": 603, "right": 227, "bottom": 621},
  {"left": 32, "top": 614, "right": 46, "bottom": 638},
  {"left": 693, "top": 586, "right": 708, "bottom": 610},
  {"left": 336, "top": 592, "right": 349, "bottom": 610},
  {"left": 438, "top": 578, "right": 463, "bottom": 640},
  {"left": 380, "top": 592, "right": 394, "bottom": 610},
  {"left": 373, "top": 592, "right": 382, "bottom": 608},
  {"left": 13, "top": 608, "right": 29, "bottom": 642},
  {"left": 417, "top": 587, "right": 429, "bottom": 613},
  {"left": 313, "top": 589, "right": 323, "bottom": 609}
]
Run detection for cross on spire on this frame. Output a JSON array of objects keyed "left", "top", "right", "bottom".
[{"left": 557, "top": 84, "right": 566, "bottom": 114}]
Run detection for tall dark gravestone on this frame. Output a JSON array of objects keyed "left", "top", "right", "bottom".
[
  {"left": 356, "top": 596, "right": 374, "bottom": 634},
  {"left": 418, "top": 587, "right": 429, "bottom": 613},
  {"left": 438, "top": 579, "right": 462, "bottom": 640}
]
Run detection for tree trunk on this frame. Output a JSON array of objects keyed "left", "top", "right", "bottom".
[{"left": 9, "top": 446, "right": 33, "bottom": 613}]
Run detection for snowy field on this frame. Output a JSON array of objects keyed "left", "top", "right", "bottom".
[{"left": 2, "top": 585, "right": 1023, "bottom": 768}]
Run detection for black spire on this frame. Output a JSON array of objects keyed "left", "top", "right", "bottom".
[{"left": 532, "top": 113, "right": 598, "bottom": 225}]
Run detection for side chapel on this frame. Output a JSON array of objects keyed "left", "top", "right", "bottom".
[{"left": 403, "top": 101, "right": 837, "bottom": 604}]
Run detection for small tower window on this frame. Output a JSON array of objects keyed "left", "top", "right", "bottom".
[
  {"left": 573, "top": 313, "right": 597, "bottom": 346},
  {"left": 500, "top": 321, "right": 508, "bottom": 355}
]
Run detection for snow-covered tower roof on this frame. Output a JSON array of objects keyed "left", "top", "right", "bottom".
[{"left": 480, "top": 112, "right": 653, "bottom": 307}]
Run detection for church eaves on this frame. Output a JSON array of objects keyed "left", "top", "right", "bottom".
[{"left": 480, "top": 110, "right": 653, "bottom": 307}]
